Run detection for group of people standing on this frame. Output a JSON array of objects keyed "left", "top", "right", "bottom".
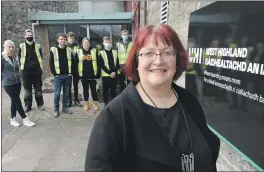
[{"left": 1, "top": 28, "right": 133, "bottom": 125}]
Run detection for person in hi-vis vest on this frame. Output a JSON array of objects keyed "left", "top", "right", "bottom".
[
  {"left": 18, "top": 29, "right": 45, "bottom": 113},
  {"left": 76, "top": 37, "right": 100, "bottom": 112},
  {"left": 116, "top": 29, "right": 133, "bottom": 92},
  {"left": 66, "top": 32, "right": 81, "bottom": 108},
  {"left": 49, "top": 33, "right": 74, "bottom": 118},
  {"left": 99, "top": 36, "right": 120, "bottom": 106}
]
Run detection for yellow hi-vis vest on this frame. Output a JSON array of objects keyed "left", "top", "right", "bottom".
[
  {"left": 100, "top": 50, "right": 119, "bottom": 77},
  {"left": 50, "top": 47, "right": 72, "bottom": 74},
  {"left": 117, "top": 42, "right": 133, "bottom": 65},
  {"left": 77, "top": 48, "right": 98, "bottom": 77},
  {"left": 71, "top": 45, "right": 79, "bottom": 55},
  {"left": 19, "top": 43, "right": 43, "bottom": 70}
]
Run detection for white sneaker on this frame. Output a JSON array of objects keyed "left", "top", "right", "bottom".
[
  {"left": 23, "top": 117, "right": 35, "bottom": 127},
  {"left": 10, "top": 118, "right": 21, "bottom": 127}
]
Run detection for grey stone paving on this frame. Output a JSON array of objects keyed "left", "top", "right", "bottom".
[
  {"left": 2, "top": 118, "right": 94, "bottom": 171},
  {"left": 1, "top": 87, "right": 259, "bottom": 171}
]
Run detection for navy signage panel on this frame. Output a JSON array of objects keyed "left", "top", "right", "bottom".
[{"left": 186, "top": 1, "right": 264, "bottom": 169}]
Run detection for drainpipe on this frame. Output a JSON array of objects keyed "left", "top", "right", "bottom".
[{"left": 32, "top": 20, "right": 39, "bottom": 42}]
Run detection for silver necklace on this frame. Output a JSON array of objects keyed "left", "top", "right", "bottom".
[{"left": 140, "top": 82, "right": 195, "bottom": 172}]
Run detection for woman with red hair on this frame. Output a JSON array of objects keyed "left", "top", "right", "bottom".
[{"left": 85, "top": 24, "right": 220, "bottom": 172}]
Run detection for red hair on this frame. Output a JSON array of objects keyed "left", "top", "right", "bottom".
[{"left": 125, "top": 24, "right": 188, "bottom": 82}]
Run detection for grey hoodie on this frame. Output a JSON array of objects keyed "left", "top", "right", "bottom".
[{"left": 1, "top": 52, "right": 21, "bottom": 86}]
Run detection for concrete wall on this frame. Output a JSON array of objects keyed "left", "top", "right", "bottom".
[{"left": 146, "top": 1, "right": 160, "bottom": 25}]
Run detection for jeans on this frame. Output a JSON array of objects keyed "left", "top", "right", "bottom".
[
  {"left": 22, "top": 74, "right": 44, "bottom": 108},
  {"left": 4, "top": 83, "right": 27, "bottom": 119},
  {"left": 54, "top": 74, "right": 72, "bottom": 112}
]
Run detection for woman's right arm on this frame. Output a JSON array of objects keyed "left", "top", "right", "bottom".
[
  {"left": 1, "top": 57, "right": 4, "bottom": 73},
  {"left": 85, "top": 107, "right": 123, "bottom": 172},
  {"left": 1, "top": 57, "right": 5, "bottom": 79}
]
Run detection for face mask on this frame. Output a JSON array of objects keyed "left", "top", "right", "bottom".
[
  {"left": 122, "top": 35, "right": 128, "bottom": 41},
  {"left": 83, "top": 45, "right": 90, "bottom": 50},
  {"left": 26, "top": 37, "right": 33, "bottom": 42},
  {"left": 104, "top": 43, "right": 112, "bottom": 50}
]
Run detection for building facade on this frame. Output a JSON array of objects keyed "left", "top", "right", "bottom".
[{"left": 1, "top": 1, "right": 134, "bottom": 79}]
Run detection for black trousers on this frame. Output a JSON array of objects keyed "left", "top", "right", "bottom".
[
  {"left": 102, "top": 77, "right": 117, "bottom": 104},
  {"left": 81, "top": 79, "right": 98, "bottom": 101},
  {"left": 4, "top": 83, "right": 27, "bottom": 119},
  {"left": 118, "top": 72, "right": 130, "bottom": 92},
  {"left": 22, "top": 74, "right": 44, "bottom": 108},
  {"left": 69, "top": 75, "right": 79, "bottom": 102}
]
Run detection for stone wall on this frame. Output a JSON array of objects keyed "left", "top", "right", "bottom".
[
  {"left": 1, "top": 1, "right": 78, "bottom": 78},
  {"left": 1, "top": 1, "right": 78, "bottom": 49}
]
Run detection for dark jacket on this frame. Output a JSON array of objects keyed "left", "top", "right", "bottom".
[
  {"left": 49, "top": 45, "right": 74, "bottom": 76},
  {"left": 18, "top": 41, "right": 43, "bottom": 75},
  {"left": 1, "top": 53, "right": 21, "bottom": 86},
  {"left": 85, "top": 82, "right": 220, "bottom": 172},
  {"left": 98, "top": 49, "right": 120, "bottom": 76}
]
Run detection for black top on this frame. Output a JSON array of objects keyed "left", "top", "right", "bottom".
[
  {"left": 75, "top": 48, "right": 100, "bottom": 79},
  {"left": 98, "top": 49, "right": 119, "bottom": 76},
  {"left": 146, "top": 101, "right": 214, "bottom": 171},
  {"left": 8, "top": 56, "right": 13, "bottom": 62},
  {"left": 85, "top": 82, "right": 220, "bottom": 172},
  {"left": 18, "top": 42, "right": 43, "bottom": 76},
  {"left": 49, "top": 45, "right": 74, "bottom": 76}
]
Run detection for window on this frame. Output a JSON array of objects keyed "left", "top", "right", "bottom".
[
  {"left": 160, "top": 1, "right": 169, "bottom": 24},
  {"left": 111, "top": 25, "right": 122, "bottom": 49},
  {"left": 65, "top": 24, "right": 87, "bottom": 45},
  {"left": 89, "top": 25, "right": 111, "bottom": 49},
  {"left": 48, "top": 25, "right": 64, "bottom": 47}
]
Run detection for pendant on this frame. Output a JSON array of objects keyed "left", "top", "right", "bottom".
[{"left": 181, "top": 153, "right": 195, "bottom": 172}]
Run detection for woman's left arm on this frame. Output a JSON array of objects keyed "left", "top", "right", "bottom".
[{"left": 85, "top": 106, "right": 123, "bottom": 172}]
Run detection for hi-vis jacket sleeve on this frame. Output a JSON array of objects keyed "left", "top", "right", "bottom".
[{"left": 49, "top": 50, "right": 56, "bottom": 76}]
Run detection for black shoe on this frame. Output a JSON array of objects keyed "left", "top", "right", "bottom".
[
  {"left": 54, "top": 111, "right": 60, "bottom": 118},
  {"left": 62, "top": 109, "right": 73, "bottom": 114},
  {"left": 38, "top": 105, "right": 45, "bottom": 111},
  {"left": 74, "top": 100, "right": 82, "bottom": 107},
  {"left": 67, "top": 102, "right": 73, "bottom": 108},
  {"left": 25, "top": 107, "right": 32, "bottom": 113}
]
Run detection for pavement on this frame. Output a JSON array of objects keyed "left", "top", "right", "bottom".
[{"left": 1, "top": 86, "right": 259, "bottom": 171}]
